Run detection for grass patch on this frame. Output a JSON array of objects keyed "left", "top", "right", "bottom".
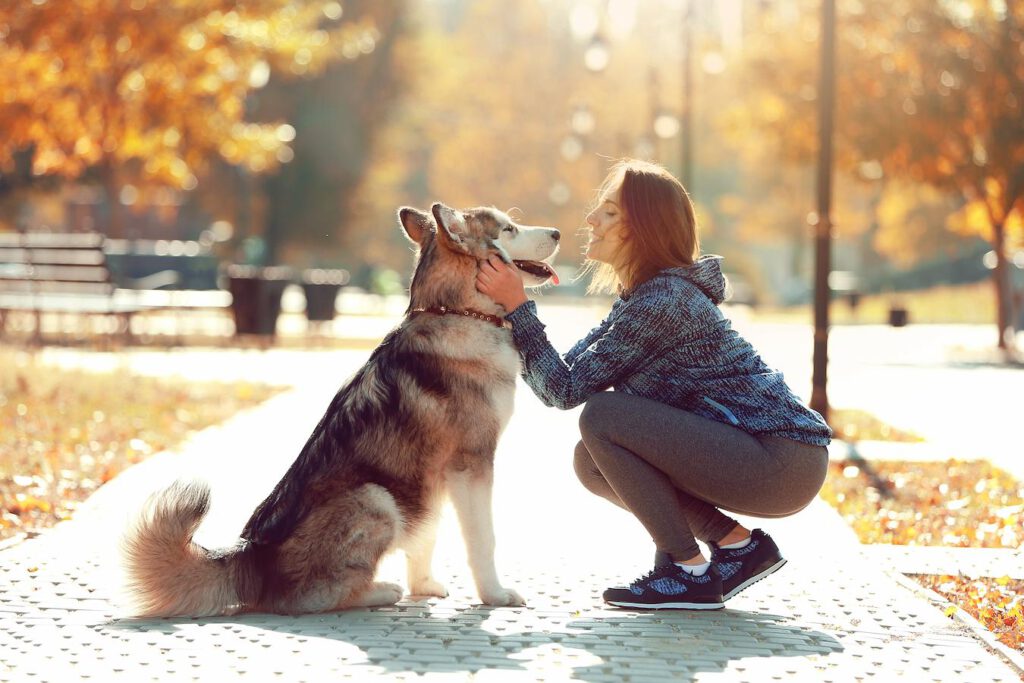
[
  {"left": 1, "top": 351, "right": 285, "bottom": 540},
  {"left": 753, "top": 281, "right": 995, "bottom": 325},
  {"left": 829, "top": 407, "right": 925, "bottom": 443},
  {"left": 831, "top": 281, "right": 995, "bottom": 325}
]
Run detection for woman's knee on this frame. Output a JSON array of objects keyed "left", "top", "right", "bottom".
[
  {"left": 578, "top": 391, "right": 619, "bottom": 438},
  {"left": 572, "top": 440, "right": 604, "bottom": 492}
]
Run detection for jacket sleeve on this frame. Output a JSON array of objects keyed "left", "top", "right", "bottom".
[{"left": 504, "top": 289, "right": 697, "bottom": 410}]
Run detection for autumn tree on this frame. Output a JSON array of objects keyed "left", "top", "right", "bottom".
[
  {"left": 726, "top": 0, "right": 1024, "bottom": 348},
  {"left": 0, "top": 0, "right": 380, "bottom": 237},
  {"left": 848, "top": 0, "right": 1024, "bottom": 349},
  {"left": 254, "top": 0, "right": 406, "bottom": 266},
  {"left": 722, "top": 3, "right": 905, "bottom": 292},
  {"left": 347, "top": 1, "right": 732, "bottom": 279},
  {"left": 347, "top": 0, "right": 596, "bottom": 274}
]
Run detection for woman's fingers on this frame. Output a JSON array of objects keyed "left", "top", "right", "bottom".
[
  {"left": 476, "top": 263, "right": 494, "bottom": 292},
  {"left": 477, "top": 255, "right": 523, "bottom": 292}
]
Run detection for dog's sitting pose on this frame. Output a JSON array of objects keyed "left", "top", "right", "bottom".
[{"left": 120, "top": 203, "right": 559, "bottom": 617}]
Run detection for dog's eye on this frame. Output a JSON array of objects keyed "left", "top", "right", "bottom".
[{"left": 502, "top": 226, "right": 515, "bottom": 234}]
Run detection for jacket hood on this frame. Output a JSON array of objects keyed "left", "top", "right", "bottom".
[{"left": 665, "top": 255, "right": 729, "bottom": 304}]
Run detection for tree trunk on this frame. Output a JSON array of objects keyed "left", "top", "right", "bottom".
[{"left": 990, "top": 220, "right": 1016, "bottom": 350}]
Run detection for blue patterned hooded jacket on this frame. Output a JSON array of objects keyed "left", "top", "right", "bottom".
[{"left": 505, "top": 255, "right": 832, "bottom": 446}]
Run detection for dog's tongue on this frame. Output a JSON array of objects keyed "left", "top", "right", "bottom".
[{"left": 538, "top": 262, "right": 559, "bottom": 285}]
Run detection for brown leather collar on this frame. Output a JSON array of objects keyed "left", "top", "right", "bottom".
[{"left": 410, "top": 305, "right": 512, "bottom": 330}]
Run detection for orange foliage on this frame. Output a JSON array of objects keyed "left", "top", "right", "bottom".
[
  {"left": 821, "top": 459, "right": 1023, "bottom": 548},
  {"left": 0, "top": 0, "right": 378, "bottom": 187},
  {"left": 911, "top": 574, "right": 1023, "bottom": 654},
  {"left": 347, "top": 2, "right": 732, "bottom": 273},
  {"left": 725, "top": 0, "right": 1024, "bottom": 338},
  {"left": 0, "top": 353, "right": 282, "bottom": 539}
]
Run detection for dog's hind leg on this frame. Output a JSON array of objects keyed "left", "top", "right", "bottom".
[
  {"left": 446, "top": 467, "right": 525, "bottom": 607},
  {"left": 403, "top": 506, "right": 448, "bottom": 598},
  {"left": 348, "top": 581, "right": 404, "bottom": 608},
  {"left": 276, "top": 484, "right": 404, "bottom": 613}
]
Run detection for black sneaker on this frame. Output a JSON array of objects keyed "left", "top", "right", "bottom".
[
  {"left": 710, "top": 529, "right": 787, "bottom": 600},
  {"left": 603, "top": 563, "right": 724, "bottom": 610}
]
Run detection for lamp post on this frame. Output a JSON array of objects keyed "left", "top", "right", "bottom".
[
  {"left": 810, "top": 0, "right": 836, "bottom": 422},
  {"left": 680, "top": 0, "right": 695, "bottom": 190}
]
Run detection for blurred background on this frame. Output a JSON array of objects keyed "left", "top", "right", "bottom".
[
  {"left": 2, "top": 3, "right": 1023, "bottom": 649},
  {"left": 0, "top": 0, "right": 1022, "bottom": 342}
]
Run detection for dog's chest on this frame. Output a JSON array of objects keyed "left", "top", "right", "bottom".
[
  {"left": 437, "top": 324, "right": 518, "bottom": 370},
  {"left": 488, "top": 369, "right": 516, "bottom": 430},
  {"left": 437, "top": 325, "right": 518, "bottom": 422},
  {"left": 484, "top": 337, "right": 518, "bottom": 429}
]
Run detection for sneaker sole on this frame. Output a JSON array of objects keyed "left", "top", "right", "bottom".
[
  {"left": 605, "top": 599, "right": 724, "bottom": 610},
  {"left": 723, "top": 557, "right": 787, "bottom": 601}
]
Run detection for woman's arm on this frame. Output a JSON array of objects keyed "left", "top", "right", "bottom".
[
  {"left": 506, "top": 291, "right": 694, "bottom": 410},
  {"left": 477, "top": 257, "right": 707, "bottom": 410}
]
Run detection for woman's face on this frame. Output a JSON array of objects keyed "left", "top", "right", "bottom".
[{"left": 585, "top": 184, "right": 630, "bottom": 268}]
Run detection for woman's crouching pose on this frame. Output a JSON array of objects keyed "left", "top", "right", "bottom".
[{"left": 476, "top": 159, "right": 831, "bottom": 610}]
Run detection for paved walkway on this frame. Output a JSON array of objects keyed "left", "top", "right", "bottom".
[{"left": 2, "top": 313, "right": 1023, "bottom": 681}]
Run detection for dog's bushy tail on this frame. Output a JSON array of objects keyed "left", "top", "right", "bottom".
[{"left": 120, "top": 480, "right": 247, "bottom": 617}]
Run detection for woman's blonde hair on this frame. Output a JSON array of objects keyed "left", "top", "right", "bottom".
[{"left": 583, "top": 159, "right": 700, "bottom": 295}]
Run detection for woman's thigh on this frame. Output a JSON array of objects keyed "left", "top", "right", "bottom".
[{"left": 579, "top": 391, "right": 826, "bottom": 517}]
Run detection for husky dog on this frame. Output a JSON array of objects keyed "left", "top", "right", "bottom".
[{"left": 120, "top": 203, "right": 560, "bottom": 616}]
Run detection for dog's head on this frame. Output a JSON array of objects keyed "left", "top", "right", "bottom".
[{"left": 399, "top": 203, "right": 560, "bottom": 287}]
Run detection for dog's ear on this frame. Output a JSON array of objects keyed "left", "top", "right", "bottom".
[
  {"left": 431, "top": 202, "right": 471, "bottom": 254},
  {"left": 398, "top": 207, "right": 433, "bottom": 244}
]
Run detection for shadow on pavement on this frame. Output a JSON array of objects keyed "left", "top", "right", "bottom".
[{"left": 101, "top": 601, "right": 843, "bottom": 680}]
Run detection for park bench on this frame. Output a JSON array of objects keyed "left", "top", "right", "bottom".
[{"left": 0, "top": 232, "right": 231, "bottom": 343}]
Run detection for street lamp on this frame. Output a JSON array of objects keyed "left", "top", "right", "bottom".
[
  {"left": 583, "top": 32, "right": 611, "bottom": 73},
  {"left": 680, "top": 0, "right": 694, "bottom": 189}
]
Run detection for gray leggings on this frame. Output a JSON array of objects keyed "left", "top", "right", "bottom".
[{"left": 575, "top": 391, "right": 829, "bottom": 560}]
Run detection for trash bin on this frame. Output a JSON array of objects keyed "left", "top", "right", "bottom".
[
  {"left": 300, "top": 268, "right": 350, "bottom": 322},
  {"left": 888, "top": 306, "right": 909, "bottom": 327},
  {"left": 226, "top": 265, "right": 293, "bottom": 336}
]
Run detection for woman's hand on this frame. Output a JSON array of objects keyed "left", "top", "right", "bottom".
[{"left": 476, "top": 255, "right": 528, "bottom": 312}]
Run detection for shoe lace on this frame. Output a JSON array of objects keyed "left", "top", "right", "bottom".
[{"left": 633, "top": 564, "right": 672, "bottom": 587}]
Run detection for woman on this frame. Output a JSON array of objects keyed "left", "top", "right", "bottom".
[{"left": 475, "top": 159, "right": 831, "bottom": 610}]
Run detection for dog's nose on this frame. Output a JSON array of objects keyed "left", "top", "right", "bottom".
[{"left": 552, "top": 230, "right": 561, "bottom": 241}]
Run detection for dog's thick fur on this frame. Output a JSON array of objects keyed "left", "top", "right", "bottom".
[{"left": 120, "top": 203, "right": 559, "bottom": 616}]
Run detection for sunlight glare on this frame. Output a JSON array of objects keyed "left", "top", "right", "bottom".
[
  {"left": 569, "top": 3, "right": 599, "bottom": 41},
  {"left": 249, "top": 60, "right": 271, "bottom": 88},
  {"left": 606, "top": 0, "right": 637, "bottom": 39}
]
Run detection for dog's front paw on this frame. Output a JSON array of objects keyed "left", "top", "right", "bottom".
[
  {"left": 410, "top": 577, "right": 449, "bottom": 599},
  {"left": 480, "top": 587, "right": 526, "bottom": 607}
]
